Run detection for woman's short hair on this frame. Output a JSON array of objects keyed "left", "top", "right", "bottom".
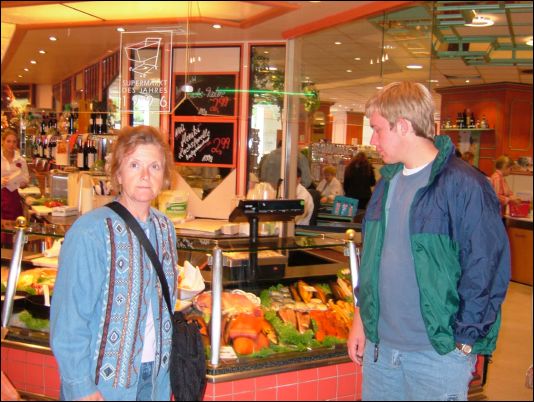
[
  {"left": 107, "top": 125, "right": 176, "bottom": 193},
  {"left": 1, "top": 127, "right": 18, "bottom": 143},
  {"left": 323, "top": 165, "right": 336, "bottom": 176},
  {"left": 495, "top": 155, "right": 514, "bottom": 170},
  {"left": 365, "top": 81, "right": 435, "bottom": 141}
]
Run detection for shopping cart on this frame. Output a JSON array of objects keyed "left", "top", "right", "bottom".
[{"left": 125, "top": 37, "right": 162, "bottom": 77}]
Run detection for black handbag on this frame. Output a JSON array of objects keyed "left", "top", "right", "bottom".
[{"left": 107, "top": 202, "right": 207, "bottom": 401}]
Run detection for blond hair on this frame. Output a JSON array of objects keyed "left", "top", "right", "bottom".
[
  {"left": 495, "top": 155, "right": 514, "bottom": 170},
  {"left": 365, "top": 81, "right": 435, "bottom": 140},
  {"left": 107, "top": 125, "right": 176, "bottom": 193},
  {"left": 1, "top": 127, "right": 18, "bottom": 143},
  {"left": 323, "top": 165, "right": 336, "bottom": 175}
]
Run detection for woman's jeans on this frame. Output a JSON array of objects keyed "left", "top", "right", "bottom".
[
  {"left": 136, "top": 362, "right": 154, "bottom": 401},
  {"left": 362, "top": 342, "right": 476, "bottom": 401}
]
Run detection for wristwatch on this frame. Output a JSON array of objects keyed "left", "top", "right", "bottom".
[{"left": 456, "top": 343, "right": 472, "bottom": 355}]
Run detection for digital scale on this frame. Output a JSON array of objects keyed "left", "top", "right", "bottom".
[{"left": 228, "top": 199, "right": 304, "bottom": 280}]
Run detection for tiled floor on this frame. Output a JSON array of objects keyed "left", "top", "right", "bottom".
[{"left": 484, "top": 282, "right": 533, "bottom": 401}]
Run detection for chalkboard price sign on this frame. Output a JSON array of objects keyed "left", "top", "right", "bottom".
[
  {"left": 174, "top": 74, "right": 236, "bottom": 116},
  {"left": 173, "top": 121, "right": 235, "bottom": 167}
]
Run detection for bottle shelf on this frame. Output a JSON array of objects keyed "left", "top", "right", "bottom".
[{"left": 441, "top": 128, "right": 494, "bottom": 132}]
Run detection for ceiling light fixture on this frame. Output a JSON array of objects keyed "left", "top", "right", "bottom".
[
  {"left": 30, "top": 60, "right": 37, "bottom": 64},
  {"left": 406, "top": 64, "right": 423, "bottom": 69},
  {"left": 49, "top": 36, "right": 57, "bottom": 41},
  {"left": 354, "top": 57, "right": 360, "bottom": 61},
  {"left": 39, "top": 50, "right": 46, "bottom": 54},
  {"left": 346, "top": 69, "right": 352, "bottom": 73},
  {"left": 527, "top": 38, "right": 533, "bottom": 46},
  {"left": 212, "top": 24, "right": 222, "bottom": 29},
  {"left": 23, "top": 68, "right": 29, "bottom": 72},
  {"left": 465, "top": 14, "right": 494, "bottom": 27},
  {"left": 334, "top": 41, "right": 342, "bottom": 45},
  {"left": 116, "top": 27, "right": 125, "bottom": 32}
]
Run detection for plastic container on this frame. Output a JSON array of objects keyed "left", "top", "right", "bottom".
[
  {"left": 158, "top": 190, "right": 188, "bottom": 220},
  {"left": 509, "top": 201, "right": 530, "bottom": 218}
]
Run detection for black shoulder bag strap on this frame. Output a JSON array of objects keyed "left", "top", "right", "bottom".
[{"left": 106, "top": 201, "right": 173, "bottom": 314}]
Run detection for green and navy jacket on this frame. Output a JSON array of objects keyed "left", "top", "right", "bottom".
[{"left": 358, "top": 135, "right": 510, "bottom": 355}]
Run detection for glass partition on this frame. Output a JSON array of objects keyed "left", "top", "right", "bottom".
[{"left": 245, "top": 3, "right": 435, "bottom": 196}]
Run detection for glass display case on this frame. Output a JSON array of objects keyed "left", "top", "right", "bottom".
[{"left": 1, "top": 217, "right": 361, "bottom": 400}]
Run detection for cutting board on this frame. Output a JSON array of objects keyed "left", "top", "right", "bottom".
[
  {"left": 31, "top": 205, "right": 53, "bottom": 215},
  {"left": 30, "top": 256, "right": 59, "bottom": 268}
]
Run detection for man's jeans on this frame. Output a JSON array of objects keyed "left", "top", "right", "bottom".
[{"left": 362, "top": 342, "right": 476, "bottom": 401}]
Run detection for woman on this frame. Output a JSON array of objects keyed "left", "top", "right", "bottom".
[
  {"left": 343, "top": 152, "right": 376, "bottom": 210},
  {"left": 1, "top": 128, "right": 29, "bottom": 220},
  {"left": 316, "top": 165, "right": 343, "bottom": 203},
  {"left": 51, "top": 126, "right": 178, "bottom": 401},
  {"left": 490, "top": 155, "right": 520, "bottom": 217}
]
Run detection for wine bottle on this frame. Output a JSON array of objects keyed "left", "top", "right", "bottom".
[
  {"left": 96, "top": 113, "right": 104, "bottom": 134},
  {"left": 83, "top": 140, "right": 89, "bottom": 170},
  {"left": 87, "top": 140, "right": 96, "bottom": 169},
  {"left": 77, "top": 139, "right": 85, "bottom": 169},
  {"left": 88, "top": 113, "right": 95, "bottom": 134}
]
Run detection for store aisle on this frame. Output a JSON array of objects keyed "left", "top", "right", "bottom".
[{"left": 484, "top": 282, "right": 533, "bottom": 401}]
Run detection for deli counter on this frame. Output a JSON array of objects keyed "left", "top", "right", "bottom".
[{"left": 1, "top": 218, "right": 364, "bottom": 401}]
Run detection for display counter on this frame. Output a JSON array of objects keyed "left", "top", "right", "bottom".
[
  {"left": 1, "top": 220, "right": 364, "bottom": 400},
  {"left": 505, "top": 215, "right": 533, "bottom": 285}
]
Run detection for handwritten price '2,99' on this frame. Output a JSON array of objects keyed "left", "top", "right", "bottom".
[
  {"left": 211, "top": 137, "right": 231, "bottom": 155},
  {"left": 209, "top": 96, "right": 230, "bottom": 113}
]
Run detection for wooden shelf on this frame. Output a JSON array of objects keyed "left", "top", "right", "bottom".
[{"left": 440, "top": 128, "right": 494, "bottom": 132}]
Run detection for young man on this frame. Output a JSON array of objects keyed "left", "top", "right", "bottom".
[{"left": 347, "top": 82, "right": 510, "bottom": 401}]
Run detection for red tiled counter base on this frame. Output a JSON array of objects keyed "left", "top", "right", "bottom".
[
  {"left": 1, "top": 345, "right": 60, "bottom": 399},
  {"left": 203, "top": 362, "right": 362, "bottom": 401}
]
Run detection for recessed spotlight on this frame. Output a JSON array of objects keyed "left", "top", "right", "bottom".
[
  {"left": 212, "top": 24, "right": 222, "bottom": 29},
  {"left": 465, "top": 15, "right": 494, "bottom": 27},
  {"left": 23, "top": 68, "right": 29, "bottom": 72},
  {"left": 264, "top": 51, "right": 269, "bottom": 54},
  {"left": 465, "top": 79, "right": 470, "bottom": 83},
  {"left": 39, "top": 50, "right": 46, "bottom": 54},
  {"left": 376, "top": 86, "right": 383, "bottom": 90},
  {"left": 406, "top": 64, "right": 423, "bottom": 69},
  {"left": 49, "top": 36, "right": 57, "bottom": 41},
  {"left": 334, "top": 41, "right": 342, "bottom": 45},
  {"left": 354, "top": 57, "right": 361, "bottom": 61},
  {"left": 30, "top": 60, "right": 37, "bottom": 64},
  {"left": 428, "top": 79, "right": 439, "bottom": 83},
  {"left": 116, "top": 27, "right": 125, "bottom": 32},
  {"left": 18, "top": 75, "right": 23, "bottom": 78},
  {"left": 346, "top": 69, "right": 352, "bottom": 73}
]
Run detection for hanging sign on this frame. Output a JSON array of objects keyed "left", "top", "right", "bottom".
[
  {"left": 173, "top": 121, "right": 236, "bottom": 167},
  {"left": 174, "top": 74, "right": 237, "bottom": 117},
  {"left": 119, "top": 30, "right": 173, "bottom": 113}
]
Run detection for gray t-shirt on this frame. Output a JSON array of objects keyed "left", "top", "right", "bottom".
[{"left": 377, "top": 162, "right": 434, "bottom": 351}]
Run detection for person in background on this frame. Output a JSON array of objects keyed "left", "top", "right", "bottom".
[
  {"left": 259, "top": 140, "right": 313, "bottom": 190},
  {"left": 295, "top": 167, "right": 314, "bottom": 226},
  {"left": 316, "top": 165, "right": 343, "bottom": 203},
  {"left": 347, "top": 82, "right": 510, "bottom": 401},
  {"left": 461, "top": 151, "right": 487, "bottom": 177},
  {"left": 490, "top": 155, "right": 521, "bottom": 217},
  {"left": 1, "top": 128, "right": 29, "bottom": 220},
  {"left": 1, "top": 128, "right": 30, "bottom": 246},
  {"left": 51, "top": 126, "right": 178, "bottom": 401},
  {"left": 343, "top": 152, "right": 376, "bottom": 210}
]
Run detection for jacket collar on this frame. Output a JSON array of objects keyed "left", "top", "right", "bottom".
[{"left": 379, "top": 135, "right": 454, "bottom": 182}]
